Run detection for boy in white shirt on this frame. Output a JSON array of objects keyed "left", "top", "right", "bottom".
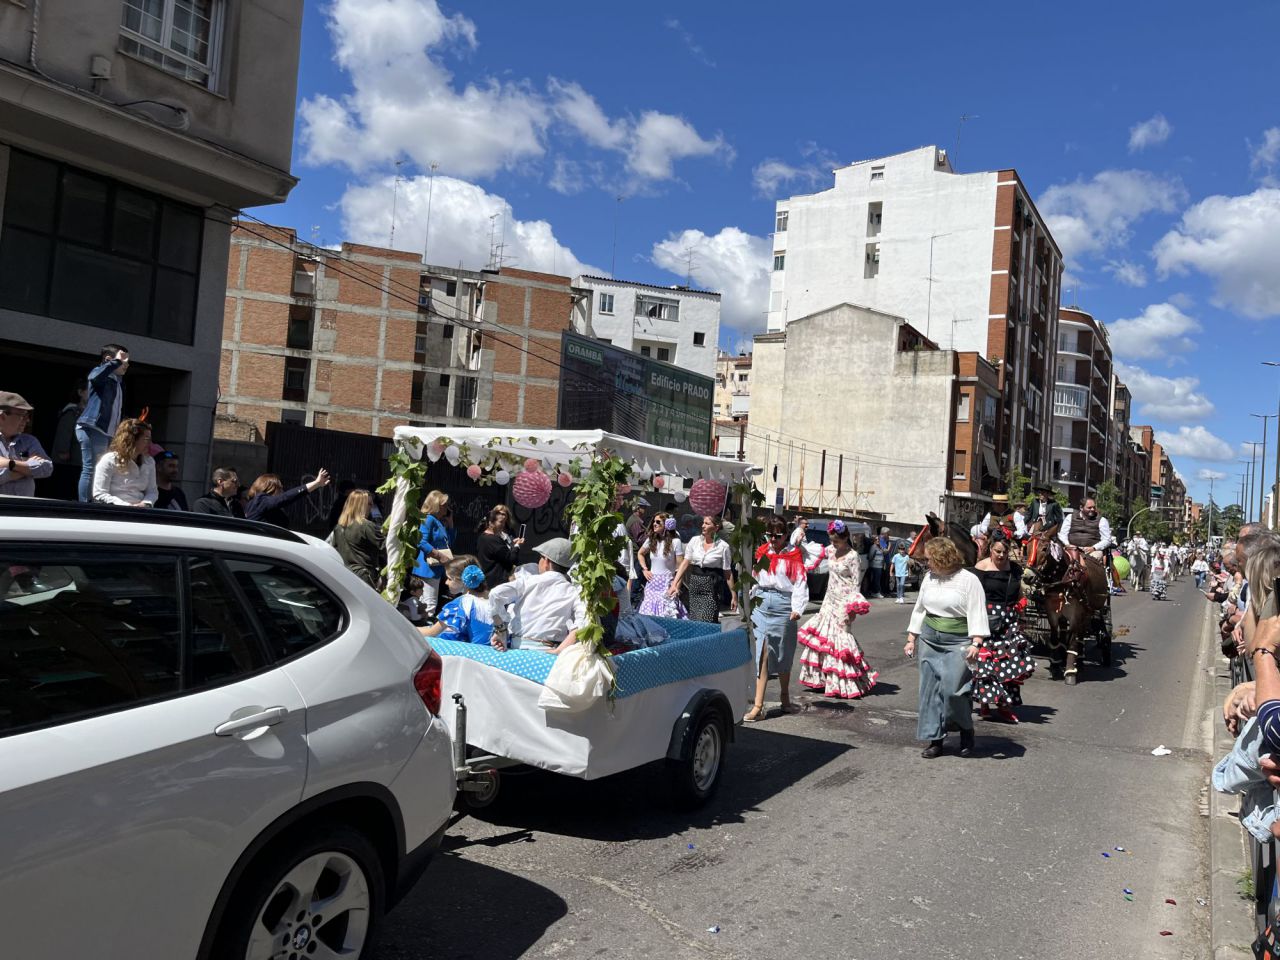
[{"left": 489, "top": 538, "right": 586, "bottom": 652}]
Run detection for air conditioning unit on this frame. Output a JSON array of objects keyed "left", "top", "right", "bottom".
[{"left": 937, "top": 149, "right": 948, "bottom": 165}]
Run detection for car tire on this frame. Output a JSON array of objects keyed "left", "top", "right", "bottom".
[
  {"left": 456, "top": 767, "right": 502, "bottom": 813},
  {"left": 668, "top": 706, "right": 727, "bottom": 808},
  {"left": 213, "top": 823, "right": 387, "bottom": 960}
]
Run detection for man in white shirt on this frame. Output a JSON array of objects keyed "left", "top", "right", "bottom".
[
  {"left": 489, "top": 538, "right": 586, "bottom": 651},
  {"left": 0, "top": 393, "right": 53, "bottom": 497}
]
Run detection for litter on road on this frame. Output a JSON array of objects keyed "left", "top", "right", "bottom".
[{"left": 1151, "top": 745, "right": 1173, "bottom": 756}]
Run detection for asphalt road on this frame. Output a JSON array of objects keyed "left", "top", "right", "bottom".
[{"left": 378, "top": 576, "right": 1215, "bottom": 960}]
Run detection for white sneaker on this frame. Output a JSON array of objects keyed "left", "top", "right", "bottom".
[{"left": 895, "top": 597, "right": 905, "bottom": 604}]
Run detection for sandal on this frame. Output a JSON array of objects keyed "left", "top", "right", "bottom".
[{"left": 742, "top": 705, "right": 766, "bottom": 723}]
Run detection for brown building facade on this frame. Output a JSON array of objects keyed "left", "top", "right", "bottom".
[{"left": 1050, "top": 307, "right": 1113, "bottom": 507}]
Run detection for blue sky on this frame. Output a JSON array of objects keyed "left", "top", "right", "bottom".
[{"left": 261, "top": 0, "right": 1280, "bottom": 507}]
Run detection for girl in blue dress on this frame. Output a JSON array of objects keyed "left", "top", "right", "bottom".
[{"left": 419, "top": 556, "right": 494, "bottom": 646}]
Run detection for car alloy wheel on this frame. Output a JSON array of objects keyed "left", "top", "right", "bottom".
[{"left": 245, "top": 851, "right": 371, "bottom": 960}]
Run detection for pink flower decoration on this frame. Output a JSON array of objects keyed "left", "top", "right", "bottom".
[
  {"left": 557, "top": 472, "right": 573, "bottom": 487},
  {"left": 524, "top": 457, "right": 540, "bottom": 471},
  {"left": 845, "top": 600, "right": 871, "bottom": 618},
  {"left": 466, "top": 464, "right": 482, "bottom": 481},
  {"left": 513, "top": 468, "right": 552, "bottom": 509},
  {"left": 652, "top": 476, "right": 665, "bottom": 489}
]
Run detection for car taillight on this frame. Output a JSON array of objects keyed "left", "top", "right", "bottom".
[{"left": 413, "top": 648, "right": 443, "bottom": 715}]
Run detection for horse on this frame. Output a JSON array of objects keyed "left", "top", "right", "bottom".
[
  {"left": 907, "top": 513, "right": 979, "bottom": 568},
  {"left": 1024, "top": 535, "right": 1113, "bottom": 684}
]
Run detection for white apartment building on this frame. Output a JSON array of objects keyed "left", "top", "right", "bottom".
[
  {"left": 574, "top": 275, "right": 720, "bottom": 378},
  {"left": 767, "top": 145, "right": 1063, "bottom": 483},
  {"left": 714, "top": 351, "right": 751, "bottom": 421}
]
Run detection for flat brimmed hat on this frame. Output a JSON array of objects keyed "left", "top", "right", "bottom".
[
  {"left": 0, "top": 391, "right": 33, "bottom": 411},
  {"left": 991, "top": 494, "right": 1009, "bottom": 503},
  {"left": 1033, "top": 482, "right": 1056, "bottom": 495},
  {"left": 534, "top": 537, "right": 574, "bottom": 568}
]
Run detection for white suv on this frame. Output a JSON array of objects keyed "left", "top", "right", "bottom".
[{"left": 0, "top": 500, "right": 455, "bottom": 959}]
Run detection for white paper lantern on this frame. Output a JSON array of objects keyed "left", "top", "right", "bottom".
[
  {"left": 444, "top": 444, "right": 461, "bottom": 466},
  {"left": 426, "top": 441, "right": 444, "bottom": 463},
  {"left": 673, "top": 490, "right": 687, "bottom": 503},
  {"left": 494, "top": 468, "right": 511, "bottom": 485}
]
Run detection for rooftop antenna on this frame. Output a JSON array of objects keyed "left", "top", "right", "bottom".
[
  {"left": 954, "top": 114, "right": 979, "bottom": 172},
  {"left": 388, "top": 159, "right": 406, "bottom": 248},
  {"left": 422, "top": 161, "right": 439, "bottom": 265},
  {"left": 679, "top": 245, "right": 698, "bottom": 286},
  {"left": 610, "top": 195, "right": 624, "bottom": 276}
]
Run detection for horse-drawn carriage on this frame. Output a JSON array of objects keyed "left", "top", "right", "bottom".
[{"left": 908, "top": 513, "right": 1113, "bottom": 684}]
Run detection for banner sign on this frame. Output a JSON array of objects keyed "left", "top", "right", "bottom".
[{"left": 557, "top": 331, "right": 713, "bottom": 453}]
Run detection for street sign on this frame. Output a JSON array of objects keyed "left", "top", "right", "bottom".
[{"left": 775, "top": 487, "right": 784, "bottom": 509}]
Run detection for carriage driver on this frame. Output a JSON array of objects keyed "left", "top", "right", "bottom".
[
  {"left": 969, "top": 493, "right": 1011, "bottom": 558},
  {"left": 1058, "top": 497, "right": 1114, "bottom": 567}
]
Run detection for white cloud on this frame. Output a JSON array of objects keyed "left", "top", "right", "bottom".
[
  {"left": 751, "top": 143, "right": 838, "bottom": 198},
  {"left": 339, "top": 174, "right": 602, "bottom": 278},
  {"left": 1197, "top": 468, "right": 1228, "bottom": 481},
  {"left": 663, "top": 18, "right": 715, "bottom": 67},
  {"left": 299, "top": 0, "right": 547, "bottom": 178},
  {"left": 650, "top": 227, "right": 771, "bottom": 334},
  {"left": 300, "top": 0, "right": 731, "bottom": 187},
  {"left": 1106, "top": 302, "right": 1200, "bottom": 359},
  {"left": 1153, "top": 187, "right": 1280, "bottom": 319},
  {"left": 1156, "top": 426, "right": 1234, "bottom": 462},
  {"left": 1249, "top": 127, "right": 1280, "bottom": 184},
  {"left": 1105, "top": 259, "right": 1148, "bottom": 287},
  {"left": 1039, "top": 170, "right": 1186, "bottom": 267},
  {"left": 1116, "top": 361, "right": 1215, "bottom": 422},
  {"left": 1128, "top": 114, "right": 1173, "bottom": 153}
]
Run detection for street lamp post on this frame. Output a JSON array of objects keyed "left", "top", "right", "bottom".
[
  {"left": 1264, "top": 361, "right": 1280, "bottom": 527},
  {"left": 1252, "top": 413, "right": 1274, "bottom": 526},
  {"left": 1246, "top": 442, "right": 1264, "bottom": 524}
]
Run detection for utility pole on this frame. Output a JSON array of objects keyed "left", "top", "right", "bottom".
[
  {"left": 926, "top": 233, "right": 952, "bottom": 341},
  {"left": 1207, "top": 475, "right": 1215, "bottom": 542},
  {"left": 1246, "top": 442, "right": 1263, "bottom": 524},
  {"left": 610, "top": 195, "right": 624, "bottom": 276},
  {"left": 1265, "top": 361, "right": 1280, "bottom": 527}
]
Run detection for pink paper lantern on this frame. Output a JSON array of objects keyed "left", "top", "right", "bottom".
[
  {"left": 524, "top": 457, "right": 540, "bottom": 471},
  {"left": 652, "top": 476, "right": 665, "bottom": 489},
  {"left": 466, "top": 464, "right": 482, "bottom": 481},
  {"left": 513, "top": 468, "right": 552, "bottom": 509},
  {"left": 618, "top": 483, "right": 632, "bottom": 496},
  {"left": 689, "top": 478, "right": 728, "bottom": 516},
  {"left": 557, "top": 472, "right": 573, "bottom": 488}
]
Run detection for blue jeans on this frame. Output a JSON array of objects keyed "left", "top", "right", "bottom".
[
  {"left": 896, "top": 575, "right": 906, "bottom": 601},
  {"left": 74, "top": 425, "right": 109, "bottom": 501},
  {"left": 1194, "top": 572, "right": 1206, "bottom": 589}
]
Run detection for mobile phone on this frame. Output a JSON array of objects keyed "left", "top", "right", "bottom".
[{"left": 518, "top": 523, "right": 526, "bottom": 541}]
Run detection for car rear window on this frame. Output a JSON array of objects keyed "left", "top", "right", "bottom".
[{"left": 223, "top": 558, "right": 344, "bottom": 662}]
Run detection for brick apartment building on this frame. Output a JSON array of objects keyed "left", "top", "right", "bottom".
[{"left": 219, "top": 223, "right": 588, "bottom": 440}]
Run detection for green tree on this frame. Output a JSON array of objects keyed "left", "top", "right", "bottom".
[
  {"left": 1094, "top": 480, "right": 1125, "bottom": 524},
  {"left": 1130, "top": 499, "right": 1171, "bottom": 541},
  {"left": 1007, "top": 469, "right": 1033, "bottom": 506}
]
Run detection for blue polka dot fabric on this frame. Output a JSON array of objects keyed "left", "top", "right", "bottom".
[{"left": 428, "top": 619, "right": 749, "bottom": 699}]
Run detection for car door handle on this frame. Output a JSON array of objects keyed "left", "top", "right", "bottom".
[{"left": 215, "top": 706, "right": 289, "bottom": 737}]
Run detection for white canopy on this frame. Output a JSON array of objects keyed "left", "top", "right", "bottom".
[{"left": 391, "top": 426, "right": 757, "bottom": 484}]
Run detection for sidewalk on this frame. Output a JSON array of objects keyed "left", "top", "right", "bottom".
[{"left": 1207, "top": 600, "right": 1262, "bottom": 959}]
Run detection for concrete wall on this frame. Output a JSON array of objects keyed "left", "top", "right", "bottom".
[
  {"left": 575, "top": 277, "right": 720, "bottom": 378},
  {"left": 746, "top": 305, "right": 952, "bottom": 524},
  {"left": 0, "top": 0, "right": 301, "bottom": 175},
  {"left": 768, "top": 146, "right": 997, "bottom": 356}
]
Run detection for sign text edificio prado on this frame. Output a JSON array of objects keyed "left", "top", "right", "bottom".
[{"left": 649, "top": 371, "right": 711, "bottom": 401}]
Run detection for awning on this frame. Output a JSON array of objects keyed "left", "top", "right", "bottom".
[{"left": 982, "top": 447, "right": 999, "bottom": 478}]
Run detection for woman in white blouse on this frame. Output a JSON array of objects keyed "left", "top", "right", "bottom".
[
  {"left": 92, "top": 418, "right": 157, "bottom": 508},
  {"left": 637, "top": 512, "right": 687, "bottom": 619},
  {"left": 673, "top": 516, "right": 737, "bottom": 623},
  {"left": 744, "top": 515, "right": 809, "bottom": 722},
  {"left": 904, "top": 536, "right": 990, "bottom": 758}
]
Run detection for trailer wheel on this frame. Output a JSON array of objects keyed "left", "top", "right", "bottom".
[
  {"left": 456, "top": 768, "right": 501, "bottom": 813},
  {"left": 668, "top": 707, "right": 726, "bottom": 807}
]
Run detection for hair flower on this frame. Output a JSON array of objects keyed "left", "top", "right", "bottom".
[
  {"left": 461, "top": 565, "right": 487, "bottom": 590},
  {"left": 664, "top": 517, "right": 678, "bottom": 532},
  {"left": 827, "top": 519, "right": 846, "bottom": 535}
]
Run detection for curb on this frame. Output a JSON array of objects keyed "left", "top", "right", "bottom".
[{"left": 1208, "top": 606, "right": 1260, "bottom": 959}]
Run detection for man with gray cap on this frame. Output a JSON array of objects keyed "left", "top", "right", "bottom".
[
  {"left": 0, "top": 392, "right": 53, "bottom": 497},
  {"left": 488, "top": 537, "right": 586, "bottom": 651}
]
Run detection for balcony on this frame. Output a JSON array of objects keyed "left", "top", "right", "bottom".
[
  {"left": 1054, "top": 383, "right": 1089, "bottom": 419},
  {"left": 292, "top": 269, "right": 315, "bottom": 299}
]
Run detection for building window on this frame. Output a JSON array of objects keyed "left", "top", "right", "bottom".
[
  {"left": 636, "top": 295, "right": 678, "bottom": 321},
  {"left": 444, "top": 279, "right": 457, "bottom": 298},
  {"left": 956, "top": 392, "right": 970, "bottom": 422},
  {"left": 775, "top": 211, "right": 789, "bottom": 233},
  {"left": 414, "top": 334, "right": 428, "bottom": 355},
  {"left": 657, "top": 347, "right": 670, "bottom": 362},
  {"left": 120, "top": 0, "right": 223, "bottom": 89},
  {"left": 864, "top": 242, "right": 880, "bottom": 279},
  {"left": 953, "top": 450, "right": 967, "bottom": 479},
  {"left": 439, "top": 374, "right": 450, "bottom": 388},
  {"left": 282, "top": 357, "right": 309, "bottom": 402},
  {"left": 640, "top": 346, "right": 651, "bottom": 357},
  {"left": 599, "top": 292, "right": 615, "bottom": 314},
  {"left": 867, "top": 201, "right": 883, "bottom": 237},
  {"left": 281, "top": 409, "right": 305, "bottom": 425},
  {"left": 737, "top": 372, "right": 749, "bottom": 382},
  {"left": 287, "top": 304, "right": 313, "bottom": 350},
  {"left": 693, "top": 332, "right": 706, "bottom": 346},
  {"left": 870, "top": 165, "right": 885, "bottom": 181},
  {"left": 773, "top": 253, "right": 785, "bottom": 272},
  {"left": 442, "top": 323, "right": 454, "bottom": 340},
  {"left": 452, "top": 376, "right": 478, "bottom": 419},
  {"left": 0, "top": 150, "right": 203, "bottom": 344}
]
